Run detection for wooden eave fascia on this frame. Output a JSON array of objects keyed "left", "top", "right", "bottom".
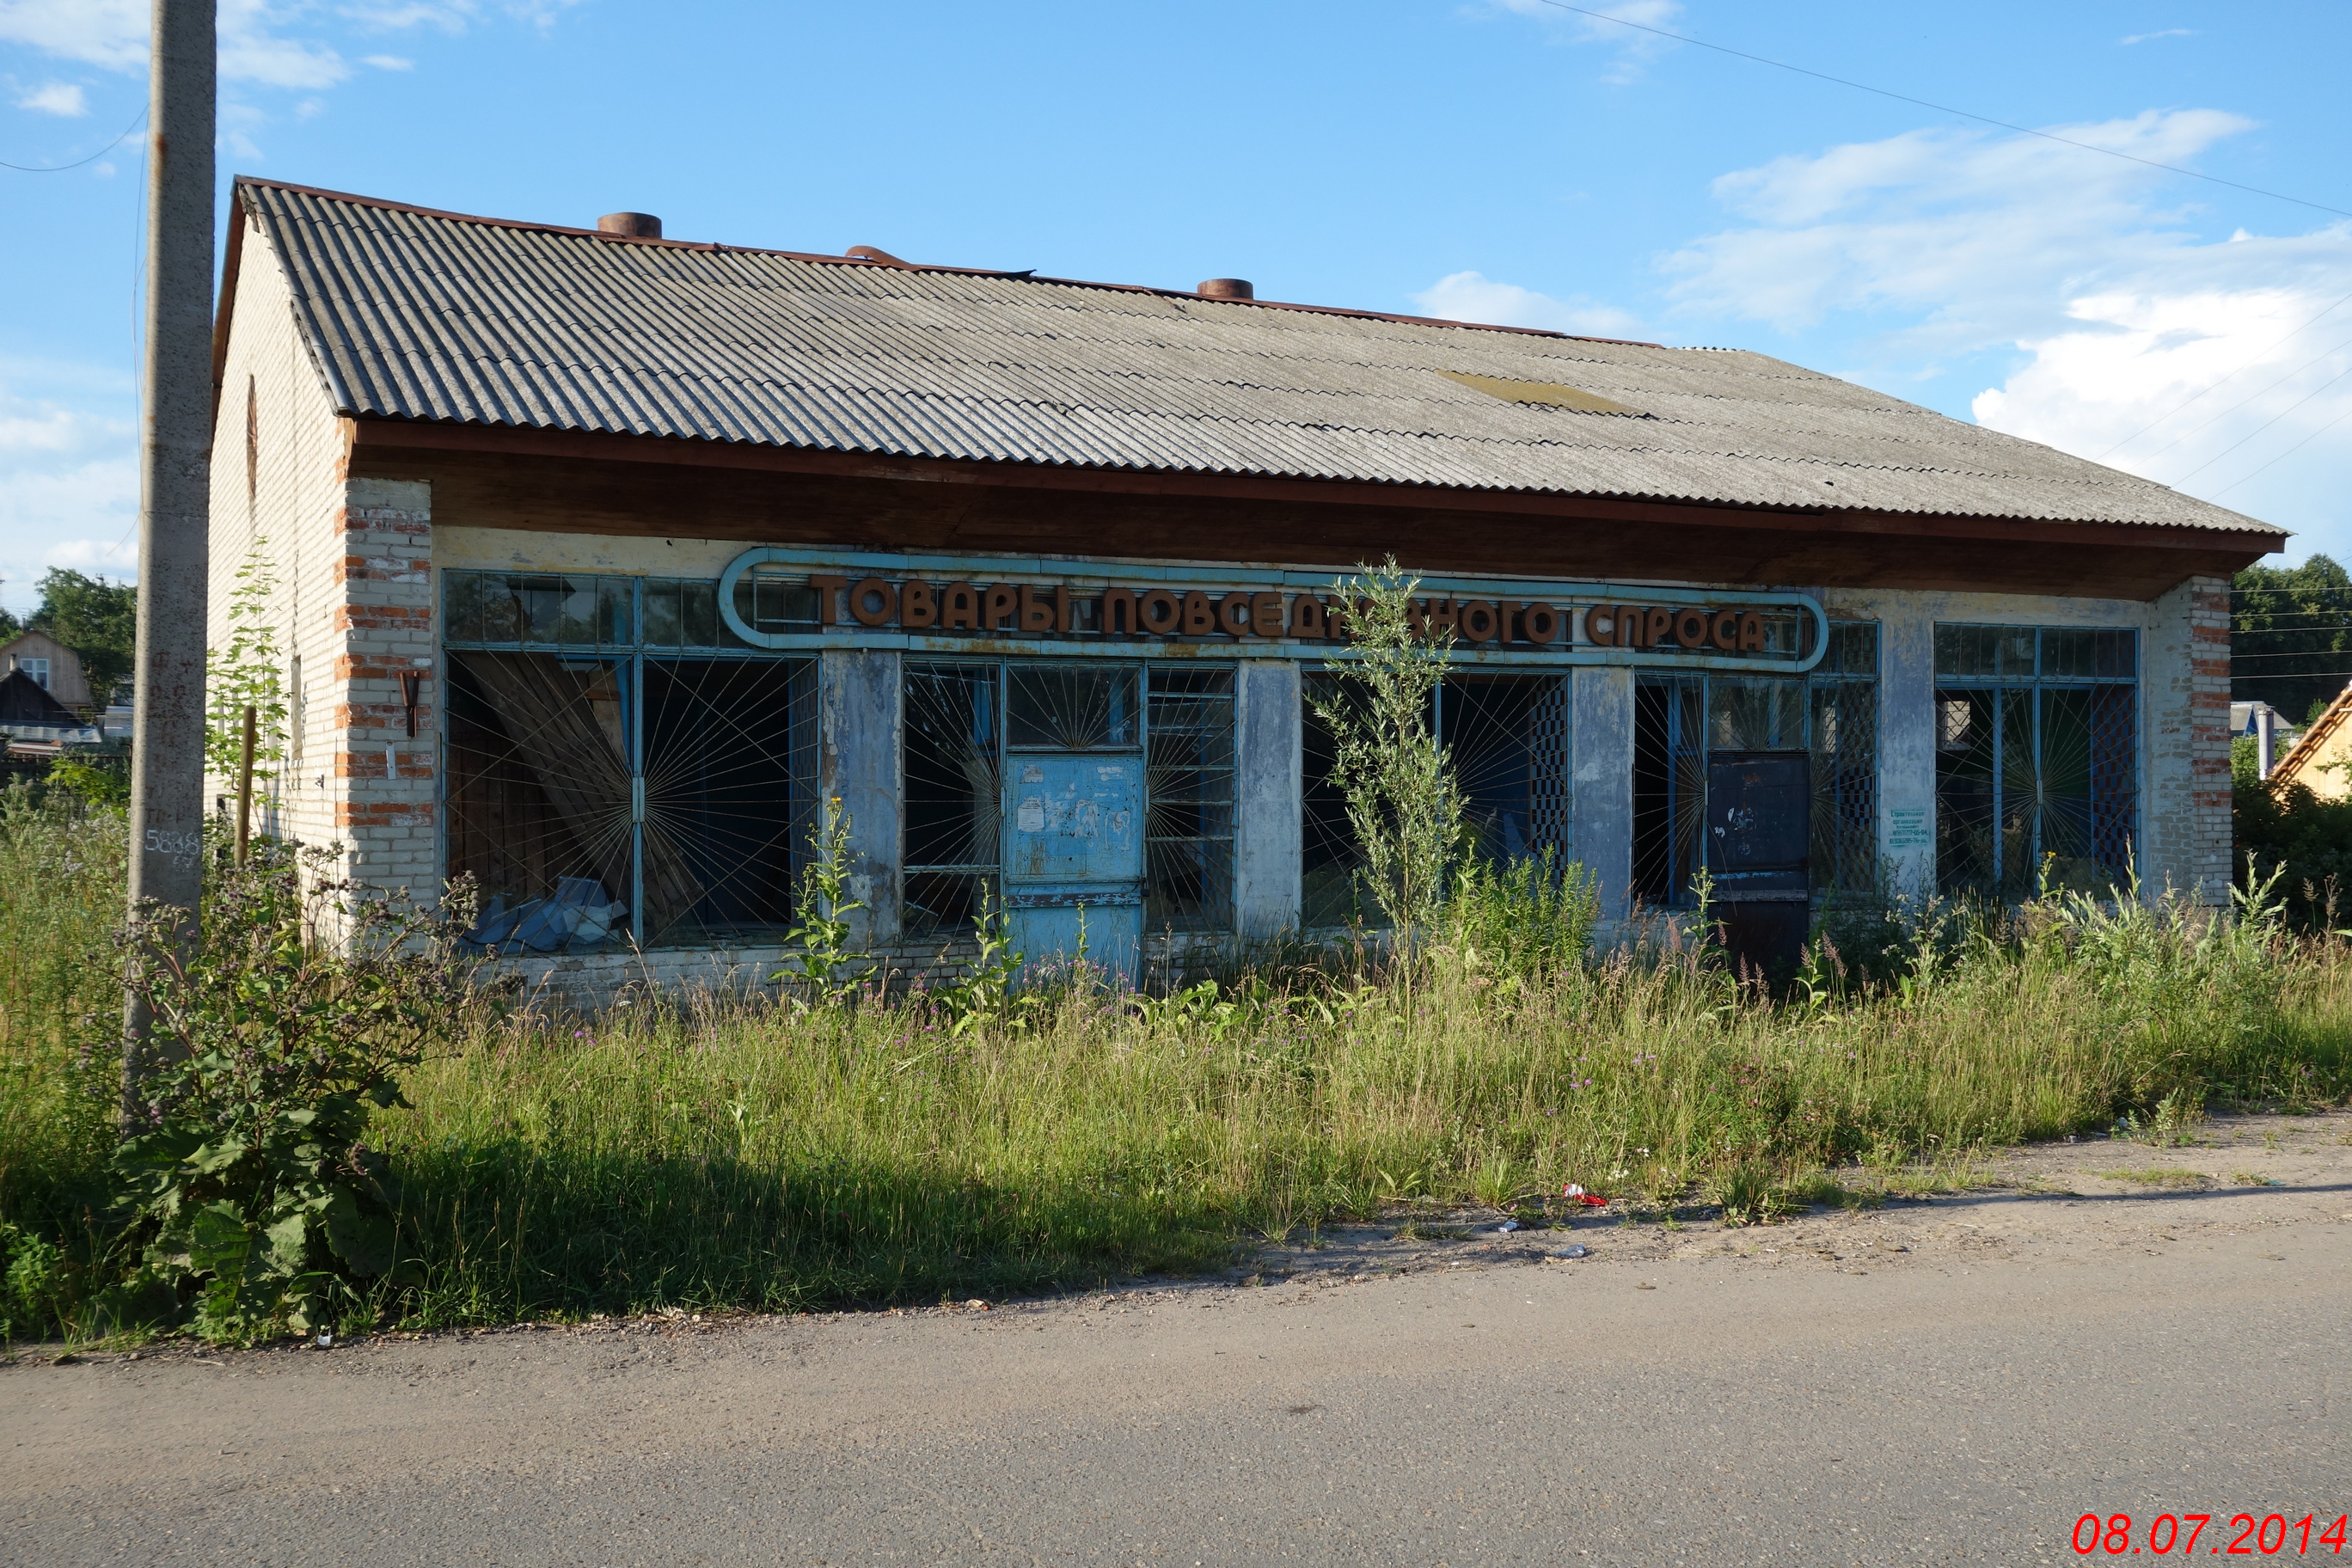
[
  {"left": 347, "top": 416, "right": 2284, "bottom": 566},
  {"left": 208, "top": 198, "right": 250, "bottom": 424}
]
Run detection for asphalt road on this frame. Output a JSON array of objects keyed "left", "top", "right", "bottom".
[{"left": 6, "top": 1115, "right": 2349, "bottom": 1567}]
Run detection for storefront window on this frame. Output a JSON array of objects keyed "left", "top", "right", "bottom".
[
  {"left": 1632, "top": 622, "right": 1880, "bottom": 910},
  {"left": 442, "top": 570, "right": 819, "bottom": 953},
  {"left": 1933, "top": 625, "right": 2136, "bottom": 899},
  {"left": 1301, "top": 671, "right": 1573, "bottom": 928},
  {"left": 900, "top": 659, "right": 1235, "bottom": 940}
]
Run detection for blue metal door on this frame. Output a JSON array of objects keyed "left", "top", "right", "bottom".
[{"left": 1003, "top": 753, "right": 1144, "bottom": 981}]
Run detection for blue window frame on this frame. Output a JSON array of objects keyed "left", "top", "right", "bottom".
[
  {"left": 1932, "top": 625, "right": 2138, "bottom": 900},
  {"left": 1632, "top": 622, "right": 1880, "bottom": 909}
]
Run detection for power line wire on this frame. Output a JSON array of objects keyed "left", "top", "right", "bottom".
[
  {"left": 2212, "top": 399, "right": 2352, "bottom": 499},
  {"left": 2096, "top": 287, "right": 2352, "bottom": 459},
  {"left": 2175, "top": 360, "right": 2352, "bottom": 484},
  {"left": 2222, "top": 648, "right": 2352, "bottom": 663},
  {"left": 0, "top": 106, "right": 147, "bottom": 174},
  {"left": 2122, "top": 328, "right": 2352, "bottom": 469},
  {"left": 1530, "top": 1, "right": 2352, "bottom": 221}
]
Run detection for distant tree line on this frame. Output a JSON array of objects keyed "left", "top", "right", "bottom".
[
  {"left": 2233, "top": 554, "right": 2352, "bottom": 725},
  {"left": 1, "top": 570, "right": 137, "bottom": 701}
]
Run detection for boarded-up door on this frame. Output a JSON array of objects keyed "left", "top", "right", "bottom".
[{"left": 1706, "top": 750, "right": 1810, "bottom": 979}]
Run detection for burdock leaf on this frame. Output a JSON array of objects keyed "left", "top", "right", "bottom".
[
  {"left": 185, "top": 1203, "right": 254, "bottom": 1279},
  {"left": 188, "top": 1137, "right": 249, "bottom": 1175},
  {"left": 264, "top": 1210, "right": 312, "bottom": 1276},
  {"left": 321, "top": 1189, "right": 397, "bottom": 1277}
]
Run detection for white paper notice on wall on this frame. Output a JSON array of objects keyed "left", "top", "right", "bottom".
[
  {"left": 1017, "top": 798, "right": 1046, "bottom": 833},
  {"left": 1887, "top": 806, "right": 1932, "bottom": 853}
]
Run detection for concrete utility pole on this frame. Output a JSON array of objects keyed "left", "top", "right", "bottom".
[{"left": 121, "top": 0, "right": 216, "bottom": 1129}]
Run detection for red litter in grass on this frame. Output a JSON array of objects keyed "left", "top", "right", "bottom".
[{"left": 1564, "top": 1184, "right": 1609, "bottom": 1206}]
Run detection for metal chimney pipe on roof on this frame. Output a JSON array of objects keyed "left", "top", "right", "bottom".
[
  {"left": 1197, "top": 278, "right": 1253, "bottom": 300},
  {"left": 597, "top": 212, "right": 662, "bottom": 239}
]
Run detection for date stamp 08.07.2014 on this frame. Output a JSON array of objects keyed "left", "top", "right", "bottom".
[{"left": 2071, "top": 1514, "right": 2349, "bottom": 1557}]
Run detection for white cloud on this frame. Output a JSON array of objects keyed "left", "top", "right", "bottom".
[
  {"left": 41, "top": 536, "right": 138, "bottom": 575},
  {"left": 0, "top": 0, "right": 146, "bottom": 71},
  {"left": 2120, "top": 28, "right": 2195, "bottom": 45},
  {"left": 362, "top": 52, "right": 413, "bottom": 69},
  {"left": 1412, "top": 271, "right": 1648, "bottom": 340},
  {"left": 1489, "top": 0, "right": 1682, "bottom": 83},
  {"left": 15, "top": 79, "right": 85, "bottom": 115},
  {"left": 1663, "top": 110, "right": 2254, "bottom": 343},
  {"left": 1661, "top": 109, "right": 2352, "bottom": 552},
  {"left": 0, "top": 373, "right": 138, "bottom": 615}
]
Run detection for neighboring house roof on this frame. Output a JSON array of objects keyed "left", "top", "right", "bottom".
[
  {"left": 224, "top": 178, "right": 2287, "bottom": 541},
  {"left": 2272, "top": 683, "right": 2352, "bottom": 788},
  {"left": 0, "top": 628, "right": 74, "bottom": 661},
  {"left": 0, "top": 668, "right": 81, "bottom": 726},
  {"left": 2231, "top": 701, "right": 2297, "bottom": 737}
]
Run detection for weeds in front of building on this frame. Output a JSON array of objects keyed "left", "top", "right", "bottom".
[
  {"left": 3, "top": 777, "right": 2349, "bottom": 1347},
  {"left": 1308, "top": 559, "right": 1463, "bottom": 944}
]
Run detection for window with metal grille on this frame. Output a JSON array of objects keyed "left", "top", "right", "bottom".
[
  {"left": 1632, "top": 622, "right": 1881, "bottom": 909},
  {"left": 1145, "top": 668, "right": 1235, "bottom": 932},
  {"left": 441, "top": 570, "right": 818, "bottom": 953},
  {"left": 899, "top": 660, "right": 1234, "bottom": 940},
  {"left": 1933, "top": 625, "right": 2136, "bottom": 900},
  {"left": 1300, "top": 671, "right": 1572, "bottom": 928}
]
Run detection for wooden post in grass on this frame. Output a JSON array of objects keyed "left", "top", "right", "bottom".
[{"left": 235, "top": 705, "right": 256, "bottom": 865}]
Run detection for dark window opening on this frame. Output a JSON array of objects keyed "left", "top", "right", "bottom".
[
  {"left": 1301, "top": 671, "right": 1572, "bottom": 928},
  {"left": 1933, "top": 625, "right": 2137, "bottom": 899},
  {"left": 1633, "top": 623, "right": 1881, "bottom": 909},
  {"left": 442, "top": 569, "right": 822, "bottom": 953},
  {"left": 444, "top": 652, "right": 635, "bottom": 952},
  {"left": 639, "top": 658, "right": 818, "bottom": 946},
  {"left": 903, "top": 663, "right": 1002, "bottom": 941}
]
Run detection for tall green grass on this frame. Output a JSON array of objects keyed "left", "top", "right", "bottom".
[{"left": 5, "top": 781, "right": 2349, "bottom": 1334}]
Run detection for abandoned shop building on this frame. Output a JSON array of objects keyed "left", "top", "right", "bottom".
[{"left": 205, "top": 177, "right": 2282, "bottom": 992}]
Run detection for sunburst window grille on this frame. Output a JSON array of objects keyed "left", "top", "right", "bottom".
[
  {"left": 442, "top": 570, "right": 818, "bottom": 954},
  {"left": 903, "top": 662, "right": 1007, "bottom": 940},
  {"left": 900, "top": 660, "right": 1234, "bottom": 940},
  {"left": 1301, "top": 671, "right": 1574, "bottom": 929}
]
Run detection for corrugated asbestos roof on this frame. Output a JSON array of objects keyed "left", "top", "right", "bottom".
[{"left": 239, "top": 179, "right": 2280, "bottom": 536}]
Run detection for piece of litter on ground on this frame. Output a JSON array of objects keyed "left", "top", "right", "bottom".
[
  {"left": 1497, "top": 1220, "right": 1521, "bottom": 1233},
  {"left": 1555, "top": 1244, "right": 1589, "bottom": 1259},
  {"left": 1563, "top": 1183, "right": 1584, "bottom": 1197},
  {"left": 1634, "top": 1281, "right": 1657, "bottom": 1290},
  {"left": 965, "top": 1299, "right": 989, "bottom": 1311}
]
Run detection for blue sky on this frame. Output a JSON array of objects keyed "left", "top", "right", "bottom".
[{"left": 3, "top": 1, "right": 2350, "bottom": 614}]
